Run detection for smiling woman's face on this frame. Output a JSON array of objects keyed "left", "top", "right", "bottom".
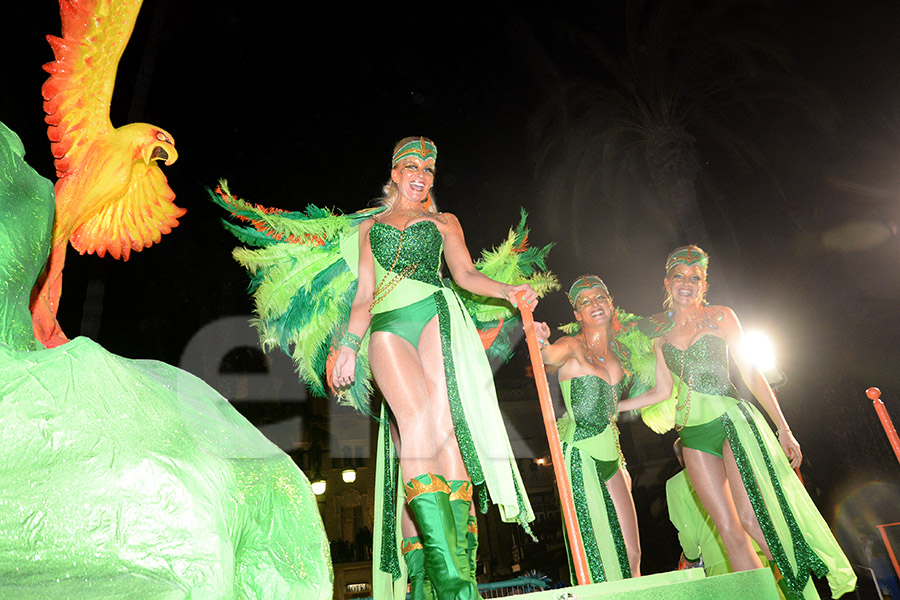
[
  {"left": 574, "top": 286, "right": 612, "bottom": 326},
  {"left": 665, "top": 263, "right": 708, "bottom": 307},
  {"left": 391, "top": 156, "right": 435, "bottom": 205}
]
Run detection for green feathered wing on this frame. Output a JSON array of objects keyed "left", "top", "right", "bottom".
[
  {"left": 634, "top": 313, "right": 677, "bottom": 434},
  {"left": 451, "top": 208, "right": 559, "bottom": 361},
  {"left": 558, "top": 309, "right": 676, "bottom": 433},
  {"left": 212, "top": 185, "right": 557, "bottom": 418},
  {"left": 209, "top": 181, "right": 382, "bottom": 417}
]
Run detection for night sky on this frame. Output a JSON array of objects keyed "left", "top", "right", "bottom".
[{"left": 4, "top": 0, "right": 900, "bottom": 580}]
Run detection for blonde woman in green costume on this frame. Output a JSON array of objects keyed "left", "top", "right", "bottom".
[
  {"left": 332, "top": 137, "right": 539, "bottom": 600},
  {"left": 637, "top": 245, "right": 855, "bottom": 599},
  {"left": 534, "top": 275, "right": 673, "bottom": 583}
]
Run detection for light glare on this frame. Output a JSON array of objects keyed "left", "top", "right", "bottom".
[{"left": 743, "top": 330, "right": 776, "bottom": 371}]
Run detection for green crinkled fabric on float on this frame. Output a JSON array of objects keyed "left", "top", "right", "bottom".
[{"left": 0, "top": 122, "right": 332, "bottom": 600}]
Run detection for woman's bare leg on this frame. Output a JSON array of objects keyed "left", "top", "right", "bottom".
[
  {"left": 415, "top": 317, "right": 467, "bottom": 480},
  {"left": 369, "top": 317, "right": 468, "bottom": 535},
  {"left": 607, "top": 468, "right": 641, "bottom": 576},
  {"left": 370, "top": 330, "right": 438, "bottom": 478},
  {"left": 388, "top": 417, "right": 420, "bottom": 539},
  {"left": 723, "top": 441, "right": 773, "bottom": 560},
  {"left": 684, "top": 446, "right": 763, "bottom": 571}
]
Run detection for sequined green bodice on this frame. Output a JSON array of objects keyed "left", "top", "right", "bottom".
[
  {"left": 564, "top": 375, "right": 627, "bottom": 442},
  {"left": 663, "top": 335, "right": 739, "bottom": 399},
  {"left": 370, "top": 220, "right": 443, "bottom": 288}
]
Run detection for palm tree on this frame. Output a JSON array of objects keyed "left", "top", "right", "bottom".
[{"left": 522, "top": 0, "right": 834, "bottom": 256}]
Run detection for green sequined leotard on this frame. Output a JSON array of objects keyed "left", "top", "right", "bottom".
[
  {"left": 360, "top": 218, "right": 534, "bottom": 597},
  {"left": 557, "top": 374, "right": 631, "bottom": 583},
  {"left": 0, "top": 123, "right": 332, "bottom": 599},
  {"left": 368, "top": 221, "right": 442, "bottom": 347},
  {"left": 663, "top": 335, "right": 741, "bottom": 456},
  {"left": 663, "top": 334, "right": 855, "bottom": 599}
]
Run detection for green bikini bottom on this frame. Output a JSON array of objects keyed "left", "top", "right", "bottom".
[
  {"left": 370, "top": 295, "right": 438, "bottom": 349},
  {"left": 594, "top": 458, "right": 621, "bottom": 482},
  {"left": 678, "top": 416, "right": 728, "bottom": 458}
]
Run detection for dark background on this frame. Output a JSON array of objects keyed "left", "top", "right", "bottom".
[{"left": 4, "top": 0, "right": 900, "bottom": 583}]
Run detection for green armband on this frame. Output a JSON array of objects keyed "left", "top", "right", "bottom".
[{"left": 341, "top": 331, "right": 362, "bottom": 353}]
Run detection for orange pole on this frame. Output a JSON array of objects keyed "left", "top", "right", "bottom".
[
  {"left": 866, "top": 387, "right": 900, "bottom": 467},
  {"left": 876, "top": 522, "right": 900, "bottom": 581},
  {"left": 517, "top": 292, "right": 590, "bottom": 585}
]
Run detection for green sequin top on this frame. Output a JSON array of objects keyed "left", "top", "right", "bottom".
[
  {"left": 567, "top": 375, "right": 626, "bottom": 441},
  {"left": 560, "top": 374, "right": 628, "bottom": 463},
  {"left": 369, "top": 220, "right": 443, "bottom": 288},
  {"left": 662, "top": 335, "right": 742, "bottom": 427},
  {"left": 662, "top": 335, "right": 739, "bottom": 399}
]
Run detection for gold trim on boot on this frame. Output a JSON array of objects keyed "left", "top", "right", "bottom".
[
  {"left": 406, "top": 474, "right": 477, "bottom": 600},
  {"left": 406, "top": 473, "right": 452, "bottom": 501},
  {"left": 466, "top": 515, "right": 480, "bottom": 587},
  {"left": 449, "top": 479, "right": 482, "bottom": 598},
  {"left": 402, "top": 536, "right": 434, "bottom": 600}
]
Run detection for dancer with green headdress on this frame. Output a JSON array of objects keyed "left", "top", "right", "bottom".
[
  {"left": 634, "top": 245, "right": 856, "bottom": 599},
  {"left": 212, "top": 136, "right": 558, "bottom": 600},
  {"left": 534, "top": 275, "right": 672, "bottom": 583}
]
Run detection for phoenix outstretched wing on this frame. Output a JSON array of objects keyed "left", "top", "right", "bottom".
[{"left": 33, "top": 0, "right": 182, "bottom": 347}]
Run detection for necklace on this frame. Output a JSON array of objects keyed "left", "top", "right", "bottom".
[
  {"left": 672, "top": 340, "right": 694, "bottom": 431},
  {"left": 672, "top": 305, "right": 722, "bottom": 331},
  {"left": 370, "top": 228, "right": 419, "bottom": 311},
  {"left": 580, "top": 331, "right": 608, "bottom": 365}
]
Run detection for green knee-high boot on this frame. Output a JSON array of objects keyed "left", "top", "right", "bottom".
[
  {"left": 448, "top": 479, "right": 482, "bottom": 599},
  {"left": 406, "top": 474, "right": 478, "bottom": 600},
  {"left": 402, "top": 537, "right": 434, "bottom": 600},
  {"left": 466, "top": 515, "right": 479, "bottom": 584},
  {"left": 448, "top": 480, "right": 474, "bottom": 581}
]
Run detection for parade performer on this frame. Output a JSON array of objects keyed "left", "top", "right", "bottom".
[
  {"left": 666, "top": 438, "right": 770, "bottom": 577},
  {"left": 0, "top": 120, "right": 332, "bottom": 598},
  {"left": 534, "top": 275, "right": 672, "bottom": 583},
  {"left": 212, "top": 136, "right": 557, "bottom": 599},
  {"left": 636, "top": 245, "right": 856, "bottom": 599}
]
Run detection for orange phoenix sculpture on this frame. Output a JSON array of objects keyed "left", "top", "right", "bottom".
[{"left": 31, "top": 0, "right": 182, "bottom": 348}]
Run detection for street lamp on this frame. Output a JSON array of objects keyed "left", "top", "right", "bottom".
[
  {"left": 311, "top": 470, "right": 326, "bottom": 495},
  {"left": 342, "top": 468, "right": 357, "bottom": 483}
]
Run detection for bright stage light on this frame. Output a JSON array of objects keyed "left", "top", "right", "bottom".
[
  {"left": 743, "top": 330, "right": 786, "bottom": 388},
  {"left": 743, "top": 330, "right": 776, "bottom": 371}
]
